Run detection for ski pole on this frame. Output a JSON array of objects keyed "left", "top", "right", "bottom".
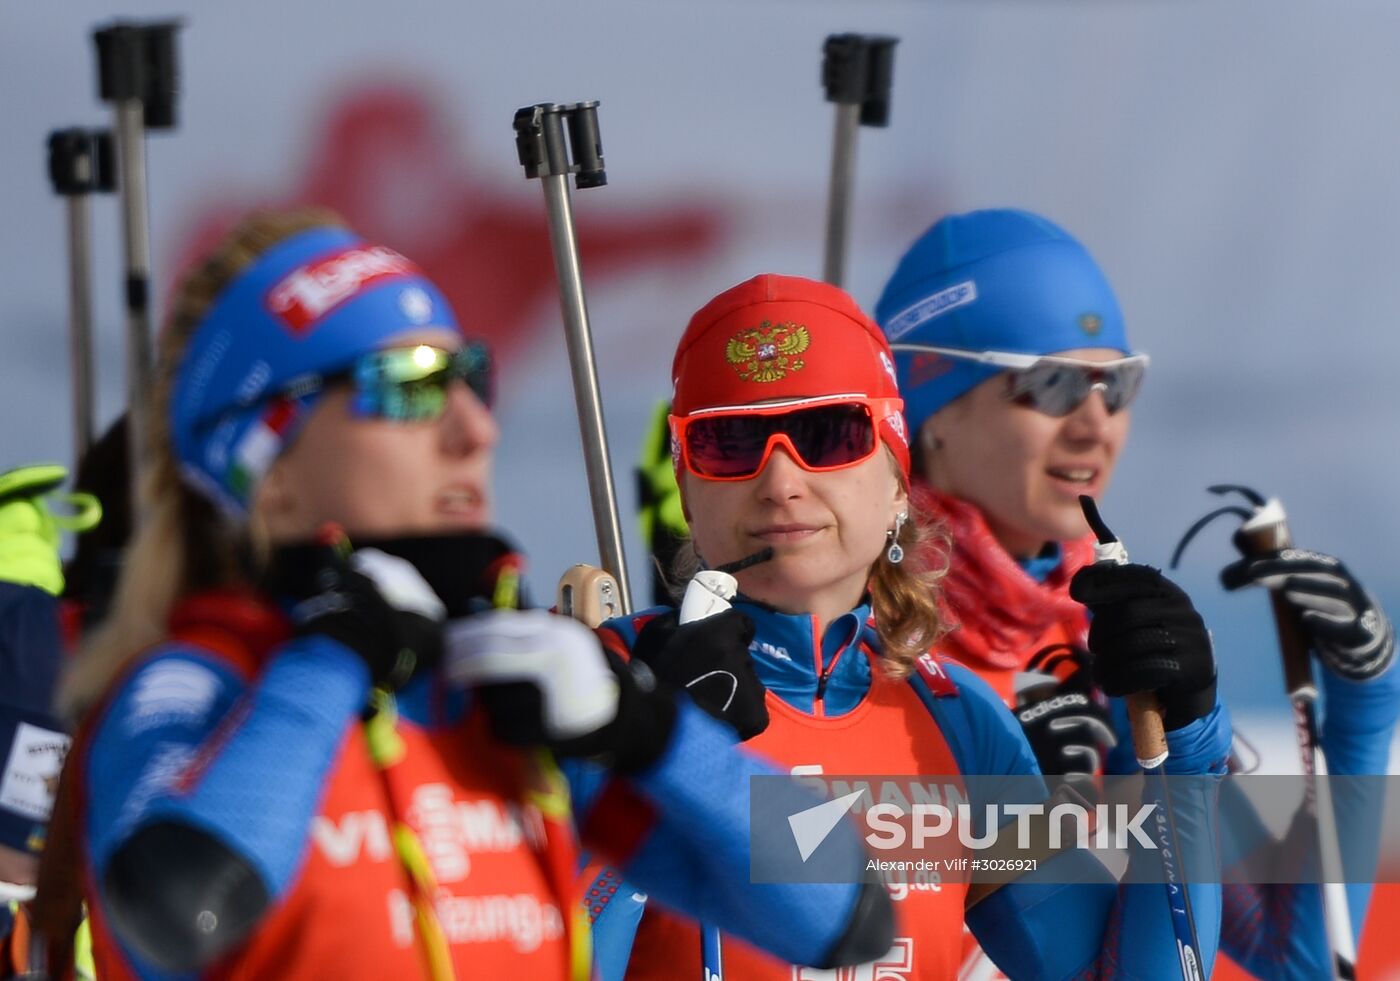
[
  {"left": 1080, "top": 496, "right": 1204, "bottom": 981},
  {"left": 675, "top": 548, "right": 772, "bottom": 981},
  {"left": 513, "top": 102, "right": 633, "bottom": 613},
  {"left": 1173, "top": 486, "right": 1357, "bottom": 980},
  {"left": 820, "top": 33, "right": 897, "bottom": 288},
  {"left": 92, "top": 20, "right": 181, "bottom": 519},
  {"left": 47, "top": 128, "right": 116, "bottom": 460}
]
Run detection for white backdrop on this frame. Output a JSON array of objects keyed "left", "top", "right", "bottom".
[{"left": 4, "top": 0, "right": 1400, "bottom": 741}]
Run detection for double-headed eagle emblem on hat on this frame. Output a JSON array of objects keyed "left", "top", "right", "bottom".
[{"left": 725, "top": 321, "right": 810, "bottom": 383}]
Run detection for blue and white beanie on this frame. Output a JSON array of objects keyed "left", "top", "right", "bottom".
[
  {"left": 169, "top": 226, "right": 463, "bottom": 516},
  {"left": 874, "top": 208, "right": 1130, "bottom": 437}
]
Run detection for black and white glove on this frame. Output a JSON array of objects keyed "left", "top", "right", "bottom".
[
  {"left": 444, "top": 610, "right": 678, "bottom": 773},
  {"left": 1015, "top": 645, "right": 1117, "bottom": 777},
  {"left": 1070, "top": 564, "right": 1218, "bottom": 730},
  {"left": 272, "top": 545, "right": 447, "bottom": 691},
  {"left": 1221, "top": 547, "right": 1396, "bottom": 681},
  {"left": 350, "top": 530, "right": 527, "bottom": 616},
  {"left": 631, "top": 609, "right": 770, "bottom": 741}
]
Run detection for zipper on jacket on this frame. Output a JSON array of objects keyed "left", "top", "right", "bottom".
[
  {"left": 809, "top": 613, "right": 829, "bottom": 717},
  {"left": 813, "top": 614, "right": 864, "bottom": 718}
]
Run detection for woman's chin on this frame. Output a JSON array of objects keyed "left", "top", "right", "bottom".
[
  {"left": 737, "top": 565, "right": 865, "bottom": 615},
  {"left": 735, "top": 566, "right": 804, "bottom": 607}
]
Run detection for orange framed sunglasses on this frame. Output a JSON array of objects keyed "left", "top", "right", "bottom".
[{"left": 669, "top": 394, "right": 904, "bottom": 481}]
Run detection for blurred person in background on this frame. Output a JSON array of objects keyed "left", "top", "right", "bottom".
[{"left": 0, "top": 464, "right": 98, "bottom": 975}]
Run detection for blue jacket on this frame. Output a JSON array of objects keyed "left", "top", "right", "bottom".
[
  {"left": 1023, "top": 544, "right": 1400, "bottom": 979},
  {"left": 83, "top": 595, "right": 870, "bottom": 978},
  {"left": 596, "top": 599, "right": 1233, "bottom": 980},
  {"left": 1213, "top": 662, "right": 1400, "bottom": 979}
]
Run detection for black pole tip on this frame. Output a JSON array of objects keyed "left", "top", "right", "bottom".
[
  {"left": 715, "top": 548, "right": 775, "bottom": 576},
  {"left": 1078, "top": 495, "right": 1117, "bottom": 546}
]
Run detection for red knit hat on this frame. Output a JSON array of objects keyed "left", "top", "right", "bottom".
[{"left": 671, "top": 274, "right": 910, "bottom": 473}]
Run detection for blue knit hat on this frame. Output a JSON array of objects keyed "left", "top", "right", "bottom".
[
  {"left": 874, "top": 209, "right": 1130, "bottom": 438},
  {"left": 171, "top": 226, "right": 462, "bottom": 516}
]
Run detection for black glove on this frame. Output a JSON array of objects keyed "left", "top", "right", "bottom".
[
  {"left": 1069, "top": 563, "right": 1217, "bottom": 730},
  {"left": 1222, "top": 546, "right": 1396, "bottom": 681},
  {"left": 631, "top": 608, "right": 769, "bottom": 740},
  {"left": 351, "top": 530, "right": 528, "bottom": 616},
  {"left": 483, "top": 653, "right": 678, "bottom": 774},
  {"left": 1015, "top": 644, "right": 1117, "bottom": 777},
  {"left": 267, "top": 543, "right": 445, "bottom": 690}
]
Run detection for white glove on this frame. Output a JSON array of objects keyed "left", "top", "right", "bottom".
[
  {"left": 350, "top": 548, "right": 447, "bottom": 622},
  {"left": 444, "top": 610, "right": 620, "bottom": 740}
]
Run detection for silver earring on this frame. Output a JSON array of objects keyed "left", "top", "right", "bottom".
[{"left": 886, "top": 511, "right": 908, "bottom": 564}]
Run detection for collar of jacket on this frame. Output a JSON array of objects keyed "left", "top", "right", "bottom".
[{"left": 733, "top": 597, "right": 879, "bottom": 717}]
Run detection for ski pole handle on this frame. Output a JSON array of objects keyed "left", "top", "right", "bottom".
[
  {"left": 1126, "top": 693, "right": 1168, "bottom": 770},
  {"left": 679, "top": 550, "right": 773, "bottom": 624},
  {"left": 1080, "top": 496, "right": 1171, "bottom": 769},
  {"left": 678, "top": 570, "right": 736, "bottom": 624},
  {"left": 1233, "top": 498, "right": 1316, "bottom": 697}
]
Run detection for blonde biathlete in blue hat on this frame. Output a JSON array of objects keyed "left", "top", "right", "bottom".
[
  {"left": 56, "top": 209, "right": 890, "bottom": 980},
  {"left": 876, "top": 207, "right": 1400, "bottom": 979}
]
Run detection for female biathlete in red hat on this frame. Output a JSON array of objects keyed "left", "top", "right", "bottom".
[
  {"left": 874, "top": 208, "right": 1399, "bottom": 979},
  {"left": 599, "top": 272, "right": 1231, "bottom": 980},
  {"left": 54, "top": 210, "right": 891, "bottom": 980}
]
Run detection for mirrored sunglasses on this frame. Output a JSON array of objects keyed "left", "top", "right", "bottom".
[
  {"left": 340, "top": 343, "right": 493, "bottom": 422},
  {"left": 891, "top": 344, "right": 1147, "bottom": 417},
  {"left": 670, "top": 395, "right": 902, "bottom": 481}
]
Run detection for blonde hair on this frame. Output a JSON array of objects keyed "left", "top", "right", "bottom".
[
  {"left": 60, "top": 207, "right": 348, "bottom": 722},
  {"left": 670, "top": 449, "right": 949, "bottom": 679},
  {"left": 868, "top": 464, "right": 949, "bottom": 678}
]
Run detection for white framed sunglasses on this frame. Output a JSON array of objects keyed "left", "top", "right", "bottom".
[{"left": 890, "top": 344, "right": 1149, "bottom": 417}]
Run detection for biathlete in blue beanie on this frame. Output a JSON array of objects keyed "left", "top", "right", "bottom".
[
  {"left": 53, "top": 208, "right": 891, "bottom": 980},
  {"left": 875, "top": 207, "right": 1400, "bottom": 979}
]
